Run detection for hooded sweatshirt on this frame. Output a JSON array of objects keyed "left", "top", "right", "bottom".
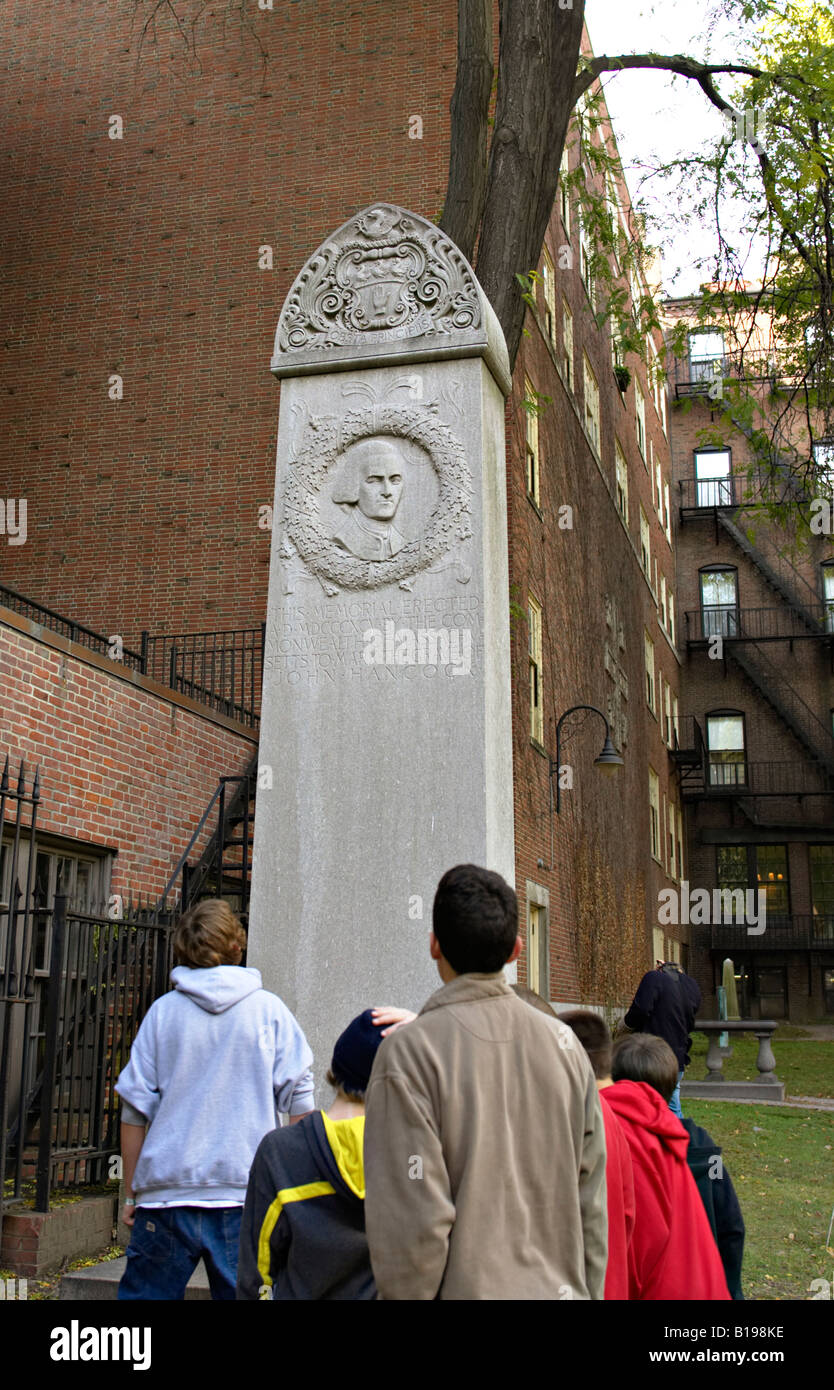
[
  {"left": 115, "top": 965, "right": 314, "bottom": 1206},
  {"left": 598, "top": 1091, "right": 635, "bottom": 1300},
  {"left": 236, "top": 1110, "right": 375, "bottom": 1301},
  {"left": 603, "top": 1080, "right": 731, "bottom": 1301}
]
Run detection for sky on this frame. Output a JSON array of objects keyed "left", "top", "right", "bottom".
[{"left": 584, "top": 0, "right": 762, "bottom": 296}]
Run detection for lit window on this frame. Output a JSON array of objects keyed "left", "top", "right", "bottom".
[
  {"left": 525, "top": 377, "right": 540, "bottom": 506},
  {"left": 583, "top": 355, "right": 601, "bottom": 454},
  {"left": 660, "top": 575, "right": 668, "bottom": 631},
  {"left": 529, "top": 595, "right": 544, "bottom": 746},
  {"left": 562, "top": 299, "right": 574, "bottom": 392},
  {"left": 664, "top": 483, "right": 671, "bottom": 543},
  {"left": 656, "top": 462, "right": 664, "bottom": 524}
]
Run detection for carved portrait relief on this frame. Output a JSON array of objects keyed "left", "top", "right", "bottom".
[{"left": 281, "top": 395, "right": 472, "bottom": 593}]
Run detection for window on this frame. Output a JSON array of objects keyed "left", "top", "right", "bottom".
[
  {"left": 652, "top": 926, "right": 665, "bottom": 963},
  {"left": 668, "top": 593, "right": 676, "bottom": 645},
  {"left": 640, "top": 507, "right": 651, "bottom": 579},
  {"left": 649, "top": 768, "right": 661, "bottom": 861},
  {"left": 542, "top": 249, "right": 556, "bottom": 343},
  {"left": 718, "top": 845, "right": 789, "bottom": 921},
  {"left": 810, "top": 846, "right": 834, "bottom": 938},
  {"left": 823, "top": 562, "right": 834, "bottom": 633},
  {"left": 813, "top": 439, "right": 834, "bottom": 496},
  {"left": 707, "top": 711, "right": 747, "bottom": 788},
  {"left": 615, "top": 441, "right": 628, "bottom": 524},
  {"left": 694, "top": 449, "right": 733, "bottom": 507},
  {"left": 689, "top": 329, "right": 725, "bottom": 382},
  {"left": 676, "top": 806, "right": 684, "bottom": 880},
  {"left": 700, "top": 567, "right": 738, "bottom": 638},
  {"left": 0, "top": 834, "right": 112, "bottom": 971},
  {"left": 584, "top": 355, "right": 600, "bottom": 453},
  {"left": 664, "top": 680, "right": 673, "bottom": 746},
  {"left": 660, "top": 575, "right": 668, "bottom": 630},
  {"left": 526, "top": 894, "right": 548, "bottom": 995},
  {"left": 664, "top": 483, "right": 671, "bottom": 544},
  {"left": 529, "top": 595, "right": 544, "bottom": 745},
  {"left": 606, "top": 174, "right": 621, "bottom": 263},
  {"left": 524, "top": 377, "right": 540, "bottom": 506},
  {"left": 562, "top": 299, "right": 574, "bottom": 392},
  {"left": 656, "top": 461, "right": 664, "bottom": 525},
  {"left": 668, "top": 802, "right": 677, "bottom": 879},
  {"left": 644, "top": 631, "right": 656, "bottom": 713},
  {"left": 559, "top": 147, "right": 571, "bottom": 233},
  {"left": 634, "top": 379, "right": 646, "bottom": 461},
  {"left": 578, "top": 208, "right": 594, "bottom": 305}
]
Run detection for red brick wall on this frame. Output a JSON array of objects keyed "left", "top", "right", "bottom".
[
  {"left": 1, "top": 616, "right": 256, "bottom": 898},
  {"left": 509, "top": 80, "right": 682, "bottom": 1003},
  {"left": 0, "top": 0, "right": 456, "bottom": 640}
]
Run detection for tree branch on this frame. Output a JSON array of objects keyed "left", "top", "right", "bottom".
[{"left": 573, "top": 53, "right": 806, "bottom": 105}]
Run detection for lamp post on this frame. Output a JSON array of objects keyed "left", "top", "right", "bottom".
[{"left": 550, "top": 704, "right": 624, "bottom": 814}]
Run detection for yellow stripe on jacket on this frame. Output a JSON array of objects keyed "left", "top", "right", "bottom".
[{"left": 257, "top": 1181, "right": 336, "bottom": 1296}]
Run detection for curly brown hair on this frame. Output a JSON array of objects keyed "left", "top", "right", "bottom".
[{"left": 173, "top": 900, "right": 247, "bottom": 969}]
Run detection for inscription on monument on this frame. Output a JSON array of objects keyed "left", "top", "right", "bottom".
[{"left": 265, "top": 592, "right": 482, "bottom": 684}]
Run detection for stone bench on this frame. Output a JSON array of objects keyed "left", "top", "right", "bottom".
[{"left": 680, "top": 1019, "right": 785, "bottom": 1102}]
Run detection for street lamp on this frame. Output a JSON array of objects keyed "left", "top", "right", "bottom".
[{"left": 550, "top": 704, "right": 624, "bottom": 814}]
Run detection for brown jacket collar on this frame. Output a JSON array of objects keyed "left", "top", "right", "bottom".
[{"left": 418, "top": 972, "right": 513, "bottom": 1015}]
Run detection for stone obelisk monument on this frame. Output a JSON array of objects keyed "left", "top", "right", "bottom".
[{"left": 248, "top": 204, "right": 514, "bottom": 1078}]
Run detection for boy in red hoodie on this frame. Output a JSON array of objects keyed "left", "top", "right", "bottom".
[
  {"left": 606, "top": 1033, "right": 731, "bottom": 1301},
  {"left": 558, "top": 1010, "right": 635, "bottom": 1301}
]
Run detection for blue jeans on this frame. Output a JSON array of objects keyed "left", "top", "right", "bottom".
[
  {"left": 118, "top": 1206, "right": 243, "bottom": 1301},
  {"left": 668, "top": 1068, "right": 685, "bottom": 1119}
]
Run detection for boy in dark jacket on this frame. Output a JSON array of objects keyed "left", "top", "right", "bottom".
[
  {"left": 624, "top": 962, "right": 701, "bottom": 1117},
  {"left": 237, "top": 1008, "right": 406, "bottom": 1300},
  {"left": 680, "top": 1115, "right": 745, "bottom": 1300}
]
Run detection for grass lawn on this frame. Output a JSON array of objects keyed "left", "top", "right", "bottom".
[
  {"left": 689, "top": 1034, "right": 834, "bottom": 1098},
  {"left": 685, "top": 1099, "right": 834, "bottom": 1300}
]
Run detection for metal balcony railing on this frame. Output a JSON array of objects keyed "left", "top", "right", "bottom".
[
  {"left": 695, "top": 760, "right": 834, "bottom": 797},
  {"left": 708, "top": 914, "right": 834, "bottom": 950},
  {"left": 686, "top": 605, "right": 832, "bottom": 642}
]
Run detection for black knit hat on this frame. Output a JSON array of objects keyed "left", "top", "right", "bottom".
[{"left": 330, "top": 1009, "right": 386, "bottom": 1094}]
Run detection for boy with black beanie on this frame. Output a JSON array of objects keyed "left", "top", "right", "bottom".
[{"left": 237, "top": 1007, "right": 410, "bottom": 1300}]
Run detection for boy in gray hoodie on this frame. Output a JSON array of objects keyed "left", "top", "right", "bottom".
[{"left": 116, "top": 900, "right": 314, "bottom": 1300}]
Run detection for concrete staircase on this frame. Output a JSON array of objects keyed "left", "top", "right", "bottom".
[{"left": 60, "top": 1256, "right": 211, "bottom": 1300}]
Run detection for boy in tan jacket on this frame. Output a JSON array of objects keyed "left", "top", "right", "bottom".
[{"left": 363, "top": 864, "right": 608, "bottom": 1300}]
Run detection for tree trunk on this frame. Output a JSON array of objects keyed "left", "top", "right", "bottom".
[
  {"left": 439, "top": 0, "right": 494, "bottom": 263},
  {"left": 475, "top": 0, "right": 585, "bottom": 371}
]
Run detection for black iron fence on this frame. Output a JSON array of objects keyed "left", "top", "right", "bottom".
[
  {"left": 1, "top": 755, "right": 176, "bottom": 1234},
  {"left": 0, "top": 581, "right": 263, "bottom": 729}
]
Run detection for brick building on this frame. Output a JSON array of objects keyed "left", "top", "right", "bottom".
[
  {"left": 666, "top": 293, "right": 834, "bottom": 1020},
  {"left": 3, "top": 5, "right": 684, "bottom": 1018}
]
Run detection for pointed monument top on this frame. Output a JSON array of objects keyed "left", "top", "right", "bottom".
[{"left": 272, "top": 203, "right": 510, "bottom": 394}]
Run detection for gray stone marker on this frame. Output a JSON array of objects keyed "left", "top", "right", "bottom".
[{"left": 248, "top": 204, "right": 514, "bottom": 1083}]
